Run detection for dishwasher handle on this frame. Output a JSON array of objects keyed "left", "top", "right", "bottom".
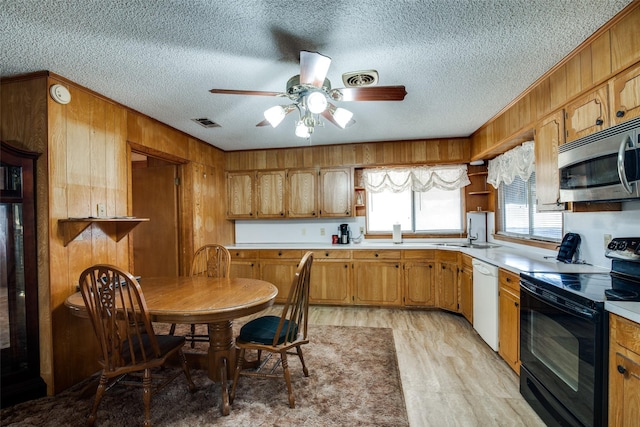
[{"left": 472, "top": 260, "right": 497, "bottom": 276}]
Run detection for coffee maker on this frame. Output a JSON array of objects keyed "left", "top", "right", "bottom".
[{"left": 338, "top": 224, "right": 351, "bottom": 244}]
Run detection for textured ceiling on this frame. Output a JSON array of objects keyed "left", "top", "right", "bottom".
[{"left": 0, "top": 0, "right": 633, "bottom": 152}]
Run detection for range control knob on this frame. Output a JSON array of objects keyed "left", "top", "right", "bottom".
[
  {"left": 617, "top": 241, "right": 628, "bottom": 251},
  {"left": 607, "top": 241, "right": 618, "bottom": 250}
]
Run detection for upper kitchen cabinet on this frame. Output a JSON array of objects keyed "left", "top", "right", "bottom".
[
  {"left": 287, "top": 168, "right": 318, "bottom": 218},
  {"left": 610, "top": 62, "right": 640, "bottom": 125},
  {"left": 226, "top": 171, "right": 255, "bottom": 219},
  {"left": 535, "top": 110, "right": 565, "bottom": 211},
  {"left": 565, "top": 84, "right": 609, "bottom": 142},
  {"left": 319, "top": 167, "right": 353, "bottom": 217},
  {"left": 256, "top": 170, "right": 286, "bottom": 218}
]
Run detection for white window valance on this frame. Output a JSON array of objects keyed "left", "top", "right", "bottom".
[
  {"left": 362, "top": 165, "right": 470, "bottom": 193},
  {"left": 487, "top": 141, "right": 535, "bottom": 189}
]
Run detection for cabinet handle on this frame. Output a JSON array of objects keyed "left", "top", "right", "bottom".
[
  {"left": 429, "top": 265, "right": 433, "bottom": 269},
  {"left": 375, "top": 253, "right": 379, "bottom": 257},
  {"left": 325, "top": 252, "right": 329, "bottom": 257},
  {"left": 515, "top": 302, "right": 519, "bottom": 308},
  {"left": 595, "top": 118, "right": 604, "bottom": 126},
  {"left": 278, "top": 251, "right": 282, "bottom": 256},
  {"left": 616, "top": 110, "right": 625, "bottom": 118},
  {"left": 312, "top": 211, "right": 316, "bottom": 216},
  {"left": 506, "top": 277, "right": 512, "bottom": 282},
  {"left": 617, "top": 365, "right": 627, "bottom": 374}
]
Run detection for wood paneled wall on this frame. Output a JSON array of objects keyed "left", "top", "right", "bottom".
[
  {"left": 225, "top": 137, "right": 470, "bottom": 171},
  {"left": 1, "top": 72, "right": 234, "bottom": 393},
  {"left": 471, "top": 3, "right": 640, "bottom": 160}
]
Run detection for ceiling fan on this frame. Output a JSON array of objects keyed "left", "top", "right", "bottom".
[{"left": 210, "top": 51, "right": 407, "bottom": 138}]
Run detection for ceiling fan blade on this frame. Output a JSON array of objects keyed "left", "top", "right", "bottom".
[
  {"left": 333, "top": 85, "right": 407, "bottom": 101},
  {"left": 299, "top": 51, "right": 331, "bottom": 88},
  {"left": 209, "top": 89, "right": 283, "bottom": 97}
]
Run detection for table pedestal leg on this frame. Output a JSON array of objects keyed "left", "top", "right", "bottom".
[{"left": 208, "top": 320, "right": 235, "bottom": 416}]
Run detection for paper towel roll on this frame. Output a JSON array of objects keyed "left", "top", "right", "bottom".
[{"left": 392, "top": 223, "right": 402, "bottom": 244}]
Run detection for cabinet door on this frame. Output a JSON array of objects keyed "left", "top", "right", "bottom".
[
  {"left": 260, "top": 260, "right": 299, "bottom": 303},
  {"left": 458, "top": 264, "right": 473, "bottom": 323},
  {"left": 438, "top": 260, "right": 458, "bottom": 311},
  {"left": 288, "top": 169, "right": 318, "bottom": 218},
  {"left": 309, "top": 261, "right": 351, "bottom": 304},
  {"left": 256, "top": 170, "right": 286, "bottom": 218},
  {"left": 498, "top": 284, "right": 520, "bottom": 374},
  {"left": 227, "top": 171, "right": 254, "bottom": 218},
  {"left": 404, "top": 261, "right": 436, "bottom": 306},
  {"left": 319, "top": 168, "right": 352, "bottom": 217},
  {"left": 565, "top": 84, "right": 609, "bottom": 142},
  {"left": 229, "top": 261, "right": 258, "bottom": 279},
  {"left": 535, "top": 110, "right": 565, "bottom": 211},
  {"left": 610, "top": 62, "right": 640, "bottom": 125},
  {"left": 353, "top": 261, "right": 402, "bottom": 306}
]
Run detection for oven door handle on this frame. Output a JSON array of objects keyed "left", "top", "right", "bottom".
[
  {"left": 521, "top": 282, "right": 599, "bottom": 321},
  {"left": 617, "top": 135, "right": 634, "bottom": 194}
]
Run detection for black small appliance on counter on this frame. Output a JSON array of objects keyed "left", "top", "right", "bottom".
[
  {"left": 338, "top": 224, "right": 350, "bottom": 244},
  {"left": 519, "top": 237, "right": 640, "bottom": 427}
]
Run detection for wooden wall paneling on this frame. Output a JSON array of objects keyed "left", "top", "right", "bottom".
[
  {"left": 610, "top": 6, "right": 640, "bottom": 73},
  {"left": 566, "top": 54, "right": 584, "bottom": 100},
  {"left": 532, "top": 77, "right": 551, "bottom": 121},
  {"left": 591, "top": 30, "right": 612, "bottom": 84},
  {"left": 179, "top": 162, "right": 194, "bottom": 275},
  {"left": 549, "top": 64, "right": 567, "bottom": 110}
]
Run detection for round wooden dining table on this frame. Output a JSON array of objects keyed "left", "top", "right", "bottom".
[{"left": 65, "top": 276, "right": 278, "bottom": 415}]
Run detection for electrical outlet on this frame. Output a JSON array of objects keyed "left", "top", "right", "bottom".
[
  {"left": 360, "top": 226, "right": 365, "bottom": 235},
  {"left": 604, "top": 234, "right": 612, "bottom": 249},
  {"left": 97, "top": 203, "right": 106, "bottom": 217},
  {"left": 320, "top": 228, "right": 325, "bottom": 236}
]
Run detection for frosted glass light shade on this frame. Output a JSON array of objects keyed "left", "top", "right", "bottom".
[
  {"left": 333, "top": 107, "right": 353, "bottom": 128},
  {"left": 264, "top": 105, "right": 287, "bottom": 127},
  {"left": 306, "top": 91, "right": 328, "bottom": 114},
  {"left": 295, "top": 121, "right": 311, "bottom": 138}
]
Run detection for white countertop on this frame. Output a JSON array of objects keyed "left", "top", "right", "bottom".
[{"left": 227, "top": 240, "right": 640, "bottom": 323}]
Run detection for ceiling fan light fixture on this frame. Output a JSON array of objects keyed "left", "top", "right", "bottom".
[
  {"left": 264, "top": 105, "right": 287, "bottom": 127},
  {"left": 332, "top": 107, "right": 353, "bottom": 129},
  {"left": 306, "top": 91, "right": 328, "bottom": 114},
  {"left": 295, "top": 120, "right": 311, "bottom": 138}
]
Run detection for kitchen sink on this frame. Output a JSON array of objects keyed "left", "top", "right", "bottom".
[{"left": 431, "top": 242, "right": 500, "bottom": 249}]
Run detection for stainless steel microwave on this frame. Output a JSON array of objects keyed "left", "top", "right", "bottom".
[{"left": 558, "top": 116, "right": 640, "bottom": 203}]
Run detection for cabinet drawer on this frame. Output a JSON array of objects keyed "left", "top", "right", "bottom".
[
  {"left": 611, "top": 314, "right": 640, "bottom": 354},
  {"left": 460, "top": 253, "right": 473, "bottom": 268},
  {"left": 259, "top": 249, "right": 304, "bottom": 259},
  {"left": 353, "top": 250, "right": 401, "bottom": 260},
  {"left": 403, "top": 250, "right": 436, "bottom": 260},
  {"left": 435, "top": 250, "right": 458, "bottom": 262},
  {"left": 311, "top": 249, "right": 351, "bottom": 260},
  {"left": 499, "top": 269, "right": 520, "bottom": 292},
  {"left": 230, "top": 249, "right": 258, "bottom": 259}
]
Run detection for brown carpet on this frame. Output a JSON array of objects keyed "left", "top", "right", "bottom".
[{"left": 1, "top": 324, "right": 408, "bottom": 426}]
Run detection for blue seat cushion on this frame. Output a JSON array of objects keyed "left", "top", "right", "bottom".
[{"left": 238, "top": 315, "right": 297, "bottom": 345}]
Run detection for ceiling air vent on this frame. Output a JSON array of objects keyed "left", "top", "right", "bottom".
[
  {"left": 342, "top": 70, "right": 379, "bottom": 87},
  {"left": 191, "top": 117, "right": 221, "bottom": 128}
]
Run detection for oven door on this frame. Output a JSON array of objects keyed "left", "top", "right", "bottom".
[{"left": 520, "top": 283, "right": 606, "bottom": 427}]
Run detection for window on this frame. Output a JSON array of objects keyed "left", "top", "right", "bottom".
[
  {"left": 367, "top": 187, "right": 463, "bottom": 233},
  {"left": 497, "top": 172, "right": 562, "bottom": 241}
]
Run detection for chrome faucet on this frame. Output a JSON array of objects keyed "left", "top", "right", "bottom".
[{"left": 467, "top": 217, "right": 478, "bottom": 246}]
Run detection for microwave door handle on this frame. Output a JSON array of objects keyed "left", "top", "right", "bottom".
[{"left": 617, "top": 135, "right": 634, "bottom": 194}]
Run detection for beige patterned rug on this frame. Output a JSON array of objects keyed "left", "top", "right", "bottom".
[{"left": 1, "top": 324, "right": 408, "bottom": 426}]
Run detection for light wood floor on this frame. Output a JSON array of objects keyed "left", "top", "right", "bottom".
[{"left": 257, "top": 305, "right": 545, "bottom": 426}]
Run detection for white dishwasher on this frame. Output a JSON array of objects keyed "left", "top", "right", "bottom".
[{"left": 472, "top": 258, "right": 499, "bottom": 351}]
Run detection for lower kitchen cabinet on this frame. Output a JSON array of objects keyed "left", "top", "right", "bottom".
[
  {"left": 259, "top": 250, "right": 303, "bottom": 303},
  {"left": 436, "top": 250, "right": 459, "bottom": 312},
  {"left": 609, "top": 313, "right": 640, "bottom": 426},
  {"left": 498, "top": 268, "right": 520, "bottom": 374},
  {"left": 309, "top": 250, "right": 351, "bottom": 304},
  {"left": 404, "top": 250, "right": 436, "bottom": 306},
  {"left": 229, "top": 249, "right": 259, "bottom": 279},
  {"left": 458, "top": 254, "right": 473, "bottom": 323},
  {"left": 353, "top": 250, "right": 402, "bottom": 306}
]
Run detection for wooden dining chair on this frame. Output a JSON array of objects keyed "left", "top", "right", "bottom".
[
  {"left": 169, "top": 244, "right": 231, "bottom": 347},
  {"left": 230, "top": 251, "right": 313, "bottom": 409},
  {"left": 78, "top": 264, "right": 196, "bottom": 427}
]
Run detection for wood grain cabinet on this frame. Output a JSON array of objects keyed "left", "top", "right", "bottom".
[
  {"left": 287, "top": 168, "right": 318, "bottom": 218},
  {"left": 498, "top": 268, "right": 520, "bottom": 374},
  {"left": 564, "top": 84, "right": 609, "bottom": 142},
  {"left": 309, "top": 250, "right": 351, "bottom": 304},
  {"left": 319, "top": 167, "right": 353, "bottom": 217},
  {"left": 535, "top": 110, "right": 566, "bottom": 211},
  {"left": 458, "top": 254, "right": 473, "bottom": 323},
  {"left": 226, "top": 171, "right": 255, "bottom": 218},
  {"left": 403, "top": 250, "right": 436, "bottom": 307},
  {"left": 229, "top": 249, "right": 259, "bottom": 279},
  {"left": 610, "top": 62, "right": 640, "bottom": 125},
  {"left": 352, "top": 250, "right": 402, "bottom": 306},
  {"left": 609, "top": 313, "right": 640, "bottom": 426},
  {"left": 256, "top": 170, "right": 286, "bottom": 218},
  {"left": 259, "top": 250, "right": 303, "bottom": 303},
  {"left": 436, "top": 250, "right": 459, "bottom": 312}
]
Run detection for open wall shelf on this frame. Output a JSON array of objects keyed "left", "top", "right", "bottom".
[{"left": 58, "top": 217, "right": 149, "bottom": 246}]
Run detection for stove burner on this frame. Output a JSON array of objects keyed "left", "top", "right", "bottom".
[{"left": 605, "top": 288, "right": 640, "bottom": 301}]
